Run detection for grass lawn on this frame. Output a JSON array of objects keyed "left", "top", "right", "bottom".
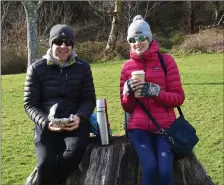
[{"left": 1, "top": 53, "right": 223, "bottom": 185}]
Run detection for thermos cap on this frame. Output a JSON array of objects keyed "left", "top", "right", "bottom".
[{"left": 97, "top": 98, "right": 106, "bottom": 107}]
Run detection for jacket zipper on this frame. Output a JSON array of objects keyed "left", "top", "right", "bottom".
[
  {"left": 60, "top": 68, "right": 68, "bottom": 89},
  {"left": 140, "top": 55, "right": 151, "bottom": 130}
]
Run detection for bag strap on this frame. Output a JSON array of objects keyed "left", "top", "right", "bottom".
[
  {"left": 158, "top": 53, "right": 184, "bottom": 117},
  {"left": 135, "top": 98, "right": 165, "bottom": 134},
  {"left": 158, "top": 53, "right": 167, "bottom": 75},
  {"left": 135, "top": 53, "right": 185, "bottom": 132}
]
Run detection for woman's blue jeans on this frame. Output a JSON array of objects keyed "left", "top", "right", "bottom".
[{"left": 128, "top": 129, "right": 174, "bottom": 185}]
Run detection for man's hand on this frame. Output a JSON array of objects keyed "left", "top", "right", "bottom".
[
  {"left": 62, "top": 114, "right": 80, "bottom": 131},
  {"left": 48, "top": 121, "right": 64, "bottom": 132}
]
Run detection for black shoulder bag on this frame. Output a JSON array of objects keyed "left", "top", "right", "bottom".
[{"left": 135, "top": 53, "right": 199, "bottom": 159}]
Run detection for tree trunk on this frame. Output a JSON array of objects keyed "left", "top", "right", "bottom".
[
  {"left": 105, "top": 0, "right": 124, "bottom": 53},
  {"left": 21, "top": 1, "right": 42, "bottom": 68},
  {"left": 182, "top": 1, "right": 195, "bottom": 34},
  {"left": 25, "top": 136, "right": 215, "bottom": 185}
]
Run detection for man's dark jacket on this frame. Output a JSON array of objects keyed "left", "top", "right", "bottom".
[{"left": 24, "top": 57, "right": 96, "bottom": 129}]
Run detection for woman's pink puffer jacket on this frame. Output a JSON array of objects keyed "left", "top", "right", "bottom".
[{"left": 120, "top": 40, "right": 185, "bottom": 132}]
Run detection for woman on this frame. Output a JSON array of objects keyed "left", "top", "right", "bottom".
[{"left": 120, "top": 15, "right": 185, "bottom": 185}]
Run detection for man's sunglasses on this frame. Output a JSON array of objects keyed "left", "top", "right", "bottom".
[
  {"left": 128, "top": 36, "right": 148, "bottom": 43},
  {"left": 53, "top": 39, "right": 73, "bottom": 46}
]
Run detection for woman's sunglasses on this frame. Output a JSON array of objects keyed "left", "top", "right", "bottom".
[
  {"left": 128, "top": 36, "right": 148, "bottom": 43},
  {"left": 53, "top": 39, "right": 73, "bottom": 47}
]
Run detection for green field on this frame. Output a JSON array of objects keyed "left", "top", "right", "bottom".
[{"left": 2, "top": 53, "right": 223, "bottom": 185}]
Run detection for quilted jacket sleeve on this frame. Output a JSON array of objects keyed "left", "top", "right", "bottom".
[
  {"left": 120, "top": 64, "right": 136, "bottom": 113},
  {"left": 24, "top": 64, "right": 49, "bottom": 129},
  {"left": 154, "top": 55, "right": 185, "bottom": 107},
  {"left": 76, "top": 65, "right": 96, "bottom": 120}
]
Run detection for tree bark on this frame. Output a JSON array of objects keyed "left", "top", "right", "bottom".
[
  {"left": 182, "top": 1, "right": 195, "bottom": 34},
  {"left": 105, "top": 0, "right": 124, "bottom": 53},
  {"left": 25, "top": 136, "right": 215, "bottom": 185},
  {"left": 21, "top": 1, "right": 42, "bottom": 68}
]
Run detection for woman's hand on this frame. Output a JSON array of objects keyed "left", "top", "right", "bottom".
[
  {"left": 140, "top": 82, "right": 161, "bottom": 97},
  {"left": 123, "top": 78, "right": 143, "bottom": 95}
]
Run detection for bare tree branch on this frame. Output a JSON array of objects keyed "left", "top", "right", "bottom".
[
  {"left": 143, "top": 2, "right": 150, "bottom": 19},
  {"left": 217, "top": 14, "right": 224, "bottom": 26},
  {"left": 37, "top": 1, "right": 42, "bottom": 10},
  {"left": 209, "top": 1, "right": 224, "bottom": 26}
]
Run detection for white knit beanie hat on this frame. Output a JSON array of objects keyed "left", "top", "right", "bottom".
[{"left": 127, "top": 15, "right": 152, "bottom": 43}]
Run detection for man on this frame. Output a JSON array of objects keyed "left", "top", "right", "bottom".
[{"left": 24, "top": 24, "right": 96, "bottom": 185}]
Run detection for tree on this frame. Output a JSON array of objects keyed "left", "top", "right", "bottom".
[
  {"left": 25, "top": 136, "right": 216, "bottom": 185},
  {"left": 1, "top": 1, "right": 26, "bottom": 43},
  {"left": 105, "top": 0, "right": 124, "bottom": 53},
  {"left": 21, "top": 1, "right": 42, "bottom": 67},
  {"left": 105, "top": 1, "right": 165, "bottom": 53},
  {"left": 209, "top": 1, "right": 224, "bottom": 26},
  {"left": 182, "top": 1, "right": 195, "bottom": 33}
]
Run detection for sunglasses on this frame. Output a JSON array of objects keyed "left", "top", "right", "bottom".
[
  {"left": 53, "top": 39, "right": 73, "bottom": 47},
  {"left": 128, "top": 36, "right": 148, "bottom": 43}
]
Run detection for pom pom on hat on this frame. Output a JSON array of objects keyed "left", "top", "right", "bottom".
[
  {"left": 133, "top": 15, "right": 144, "bottom": 21},
  {"left": 49, "top": 24, "right": 75, "bottom": 48},
  {"left": 127, "top": 15, "right": 152, "bottom": 43}
]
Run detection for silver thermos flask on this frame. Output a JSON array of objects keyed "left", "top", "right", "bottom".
[{"left": 96, "top": 98, "right": 110, "bottom": 145}]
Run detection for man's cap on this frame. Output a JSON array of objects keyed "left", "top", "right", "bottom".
[{"left": 49, "top": 24, "right": 75, "bottom": 47}]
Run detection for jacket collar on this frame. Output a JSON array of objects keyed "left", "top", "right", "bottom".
[{"left": 43, "top": 48, "right": 77, "bottom": 67}]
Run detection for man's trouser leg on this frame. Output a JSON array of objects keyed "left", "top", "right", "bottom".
[
  {"left": 34, "top": 125, "right": 63, "bottom": 185},
  {"left": 57, "top": 121, "right": 90, "bottom": 184}
]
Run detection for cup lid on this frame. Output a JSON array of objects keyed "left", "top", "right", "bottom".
[{"left": 131, "top": 70, "right": 145, "bottom": 75}]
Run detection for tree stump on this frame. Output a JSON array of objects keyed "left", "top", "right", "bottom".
[{"left": 25, "top": 136, "right": 215, "bottom": 185}]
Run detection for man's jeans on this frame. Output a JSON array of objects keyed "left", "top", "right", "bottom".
[{"left": 34, "top": 122, "right": 89, "bottom": 185}]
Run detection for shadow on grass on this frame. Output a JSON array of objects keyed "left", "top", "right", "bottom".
[{"left": 183, "top": 82, "right": 223, "bottom": 85}]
